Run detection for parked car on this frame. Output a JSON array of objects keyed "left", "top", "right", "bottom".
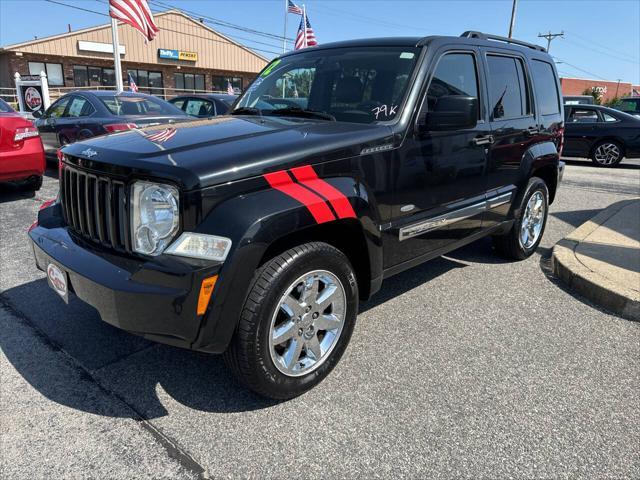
[
  {"left": 0, "top": 98, "right": 45, "bottom": 191},
  {"left": 168, "top": 94, "right": 237, "bottom": 118},
  {"left": 33, "top": 91, "right": 188, "bottom": 159},
  {"left": 30, "top": 31, "right": 565, "bottom": 399},
  {"left": 563, "top": 104, "right": 640, "bottom": 167},
  {"left": 563, "top": 95, "right": 595, "bottom": 105},
  {"left": 612, "top": 97, "right": 640, "bottom": 117}
]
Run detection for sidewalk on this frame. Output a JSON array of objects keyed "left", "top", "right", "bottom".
[{"left": 552, "top": 199, "right": 640, "bottom": 321}]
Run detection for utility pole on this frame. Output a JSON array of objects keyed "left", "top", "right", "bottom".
[
  {"left": 538, "top": 31, "right": 564, "bottom": 52},
  {"left": 508, "top": 0, "right": 518, "bottom": 38},
  {"left": 615, "top": 79, "right": 621, "bottom": 98}
]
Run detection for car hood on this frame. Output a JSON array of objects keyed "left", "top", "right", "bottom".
[{"left": 61, "top": 116, "right": 394, "bottom": 190}]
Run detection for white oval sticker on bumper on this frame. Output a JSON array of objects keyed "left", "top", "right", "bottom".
[{"left": 47, "top": 263, "right": 67, "bottom": 298}]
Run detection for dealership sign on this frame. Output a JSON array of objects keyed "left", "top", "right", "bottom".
[
  {"left": 14, "top": 71, "right": 50, "bottom": 116},
  {"left": 158, "top": 49, "right": 198, "bottom": 61}
]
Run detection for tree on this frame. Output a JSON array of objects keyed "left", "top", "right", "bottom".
[{"left": 582, "top": 88, "right": 602, "bottom": 105}]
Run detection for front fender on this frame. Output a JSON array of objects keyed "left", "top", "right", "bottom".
[{"left": 190, "top": 172, "right": 382, "bottom": 353}]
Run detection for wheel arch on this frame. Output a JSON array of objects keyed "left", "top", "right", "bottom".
[{"left": 522, "top": 141, "right": 560, "bottom": 204}]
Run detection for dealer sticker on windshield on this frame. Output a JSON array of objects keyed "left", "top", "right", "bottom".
[{"left": 47, "top": 263, "right": 69, "bottom": 303}]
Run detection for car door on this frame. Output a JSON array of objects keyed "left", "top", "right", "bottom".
[
  {"left": 386, "top": 48, "right": 491, "bottom": 268},
  {"left": 563, "top": 106, "right": 600, "bottom": 157},
  {"left": 60, "top": 95, "right": 97, "bottom": 143},
  {"left": 480, "top": 49, "right": 538, "bottom": 228},
  {"left": 37, "top": 96, "right": 71, "bottom": 156}
]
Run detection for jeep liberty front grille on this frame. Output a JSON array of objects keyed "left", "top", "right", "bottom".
[{"left": 60, "top": 164, "right": 131, "bottom": 252}]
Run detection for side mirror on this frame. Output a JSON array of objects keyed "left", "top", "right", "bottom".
[
  {"left": 419, "top": 95, "right": 478, "bottom": 131},
  {"left": 31, "top": 109, "right": 43, "bottom": 119}
]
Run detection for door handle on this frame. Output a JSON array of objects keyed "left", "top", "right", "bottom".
[
  {"left": 472, "top": 135, "right": 494, "bottom": 146},
  {"left": 524, "top": 126, "right": 540, "bottom": 136}
]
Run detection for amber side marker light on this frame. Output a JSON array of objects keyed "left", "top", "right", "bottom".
[{"left": 197, "top": 275, "right": 218, "bottom": 315}]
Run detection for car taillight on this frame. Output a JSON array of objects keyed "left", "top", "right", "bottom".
[
  {"left": 104, "top": 123, "right": 138, "bottom": 133},
  {"left": 14, "top": 126, "right": 39, "bottom": 143},
  {"left": 557, "top": 127, "right": 565, "bottom": 158}
]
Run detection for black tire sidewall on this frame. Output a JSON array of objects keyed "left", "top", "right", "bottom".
[
  {"left": 250, "top": 244, "right": 358, "bottom": 398},
  {"left": 513, "top": 178, "right": 549, "bottom": 257}
]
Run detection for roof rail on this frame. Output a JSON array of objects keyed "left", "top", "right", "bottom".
[{"left": 460, "top": 31, "right": 547, "bottom": 52}]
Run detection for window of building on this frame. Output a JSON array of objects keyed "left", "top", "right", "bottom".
[
  {"left": 213, "top": 76, "right": 243, "bottom": 93},
  {"left": 74, "top": 65, "right": 118, "bottom": 88},
  {"left": 28, "top": 62, "right": 64, "bottom": 86},
  {"left": 531, "top": 60, "right": 561, "bottom": 116},
  {"left": 426, "top": 53, "right": 479, "bottom": 117},
  {"left": 128, "top": 69, "right": 164, "bottom": 95},
  {"left": 487, "top": 55, "right": 531, "bottom": 120},
  {"left": 175, "top": 73, "right": 205, "bottom": 93}
]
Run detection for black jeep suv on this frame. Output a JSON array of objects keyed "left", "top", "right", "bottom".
[{"left": 30, "top": 32, "right": 564, "bottom": 399}]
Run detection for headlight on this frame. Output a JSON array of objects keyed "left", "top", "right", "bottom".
[
  {"left": 165, "top": 233, "right": 232, "bottom": 262},
  {"left": 131, "top": 181, "right": 179, "bottom": 256}
]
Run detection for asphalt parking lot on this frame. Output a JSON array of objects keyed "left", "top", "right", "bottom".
[{"left": 1, "top": 158, "right": 639, "bottom": 479}]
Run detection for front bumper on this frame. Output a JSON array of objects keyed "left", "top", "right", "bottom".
[{"left": 29, "top": 206, "right": 222, "bottom": 350}]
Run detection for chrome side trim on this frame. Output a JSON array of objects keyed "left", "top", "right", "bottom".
[{"left": 398, "top": 191, "right": 514, "bottom": 241}]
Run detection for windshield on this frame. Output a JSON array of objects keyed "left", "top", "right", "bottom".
[
  {"left": 99, "top": 95, "right": 185, "bottom": 117},
  {"left": 235, "top": 46, "right": 420, "bottom": 124},
  {"left": 618, "top": 99, "right": 640, "bottom": 113},
  {"left": 0, "top": 98, "right": 14, "bottom": 113}
]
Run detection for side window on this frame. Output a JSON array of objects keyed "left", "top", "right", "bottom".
[
  {"left": 568, "top": 108, "right": 599, "bottom": 123},
  {"left": 602, "top": 112, "right": 618, "bottom": 122},
  {"left": 426, "top": 52, "right": 479, "bottom": 116},
  {"left": 171, "top": 99, "right": 186, "bottom": 110},
  {"left": 486, "top": 55, "right": 530, "bottom": 120},
  {"left": 46, "top": 98, "right": 70, "bottom": 119},
  {"left": 185, "top": 99, "right": 214, "bottom": 117},
  {"left": 66, "top": 96, "right": 94, "bottom": 117},
  {"left": 531, "top": 60, "right": 561, "bottom": 115}
]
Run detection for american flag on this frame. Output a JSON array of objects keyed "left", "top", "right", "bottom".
[
  {"left": 128, "top": 72, "right": 138, "bottom": 92},
  {"left": 109, "top": 0, "right": 159, "bottom": 42},
  {"left": 227, "top": 81, "right": 234, "bottom": 95},
  {"left": 144, "top": 127, "right": 176, "bottom": 144},
  {"left": 287, "top": 0, "right": 303, "bottom": 15},
  {"left": 295, "top": 16, "right": 317, "bottom": 50}
]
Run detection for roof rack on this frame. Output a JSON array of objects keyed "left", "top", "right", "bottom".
[{"left": 460, "top": 31, "right": 547, "bottom": 52}]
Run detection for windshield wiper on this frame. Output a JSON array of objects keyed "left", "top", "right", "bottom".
[
  {"left": 231, "top": 107, "right": 262, "bottom": 116},
  {"left": 267, "top": 106, "right": 336, "bottom": 121}
]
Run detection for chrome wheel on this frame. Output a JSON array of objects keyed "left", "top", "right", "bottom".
[
  {"left": 594, "top": 143, "right": 621, "bottom": 165},
  {"left": 519, "top": 191, "right": 545, "bottom": 249},
  {"left": 269, "top": 270, "right": 346, "bottom": 377}
]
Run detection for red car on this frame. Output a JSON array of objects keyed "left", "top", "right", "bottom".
[{"left": 0, "top": 98, "right": 45, "bottom": 191}]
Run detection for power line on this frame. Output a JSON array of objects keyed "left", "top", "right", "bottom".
[
  {"left": 538, "top": 31, "right": 564, "bottom": 52},
  {"left": 563, "top": 29, "right": 639, "bottom": 61},
  {"left": 553, "top": 56, "right": 608, "bottom": 81},
  {"left": 562, "top": 38, "right": 638, "bottom": 64},
  {"left": 307, "top": 3, "right": 425, "bottom": 33}
]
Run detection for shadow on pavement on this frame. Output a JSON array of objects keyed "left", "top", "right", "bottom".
[
  {"left": 2, "top": 256, "right": 461, "bottom": 420},
  {"left": 551, "top": 208, "right": 602, "bottom": 228},
  {"left": 0, "top": 183, "right": 36, "bottom": 203},
  {"left": 562, "top": 158, "right": 640, "bottom": 170}
]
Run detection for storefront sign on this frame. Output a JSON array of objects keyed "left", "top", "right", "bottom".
[
  {"left": 14, "top": 72, "right": 50, "bottom": 115},
  {"left": 158, "top": 49, "right": 197, "bottom": 61},
  {"left": 78, "top": 40, "right": 125, "bottom": 55}
]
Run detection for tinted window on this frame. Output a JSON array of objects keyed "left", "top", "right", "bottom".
[
  {"left": 603, "top": 112, "right": 618, "bottom": 122},
  {"left": 47, "top": 97, "right": 70, "bottom": 118},
  {"left": 532, "top": 60, "right": 560, "bottom": 115},
  {"left": 0, "top": 98, "right": 14, "bottom": 113},
  {"left": 99, "top": 96, "right": 183, "bottom": 116},
  {"left": 426, "top": 53, "right": 479, "bottom": 114},
  {"left": 487, "top": 55, "right": 530, "bottom": 120},
  {"left": 568, "top": 108, "right": 599, "bottom": 123},
  {"left": 66, "top": 96, "right": 94, "bottom": 117},
  {"left": 619, "top": 99, "right": 640, "bottom": 113},
  {"left": 185, "top": 99, "right": 214, "bottom": 117},
  {"left": 171, "top": 98, "right": 186, "bottom": 109}
]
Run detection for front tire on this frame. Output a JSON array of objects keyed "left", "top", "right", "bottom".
[
  {"left": 591, "top": 140, "right": 624, "bottom": 167},
  {"left": 223, "top": 242, "right": 359, "bottom": 400},
  {"left": 493, "top": 177, "right": 549, "bottom": 260}
]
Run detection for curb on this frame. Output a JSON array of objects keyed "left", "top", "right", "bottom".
[{"left": 551, "top": 199, "right": 640, "bottom": 321}]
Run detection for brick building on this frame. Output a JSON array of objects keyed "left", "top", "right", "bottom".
[
  {"left": 0, "top": 10, "right": 268, "bottom": 98},
  {"left": 560, "top": 77, "right": 638, "bottom": 103}
]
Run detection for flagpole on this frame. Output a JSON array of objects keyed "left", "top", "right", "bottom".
[
  {"left": 110, "top": 17, "right": 124, "bottom": 93},
  {"left": 302, "top": 5, "right": 307, "bottom": 48},
  {"left": 282, "top": 0, "right": 288, "bottom": 53}
]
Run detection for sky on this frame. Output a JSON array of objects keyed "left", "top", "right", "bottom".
[{"left": 1, "top": 0, "right": 638, "bottom": 84}]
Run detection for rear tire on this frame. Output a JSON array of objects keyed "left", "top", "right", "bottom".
[
  {"left": 492, "top": 177, "right": 548, "bottom": 260},
  {"left": 590, "top": 140, "right": 624, "bottom": 167},
  {"left": 22, "top": 175, "right": 42, "bottom": 192},
  {"left": 223, "top": 242, "right": 359, "bottom": 400}
]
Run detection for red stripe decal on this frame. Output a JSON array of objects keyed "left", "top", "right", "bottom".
[
  {"left": 264, "top": 170, "right": 335, "bottom": 224},
  {"left": 290, "top": 166, "right": 356, "bottom": 219}
]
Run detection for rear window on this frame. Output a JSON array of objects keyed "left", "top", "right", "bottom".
[
  {"left": 0, "top": 98, "right": 14, "bottom": 113},
  {"left": 619, "top": 99, "right": 640, "bottom": 113},
  {"left": 531, "top": 60, "right": 561, "bottom": 115},
  {"left": 486, "top": 55, "right": 531, "bottom": 120},
  {"left": 99, "top": 95, "right": 183, "bottom": 116}
]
